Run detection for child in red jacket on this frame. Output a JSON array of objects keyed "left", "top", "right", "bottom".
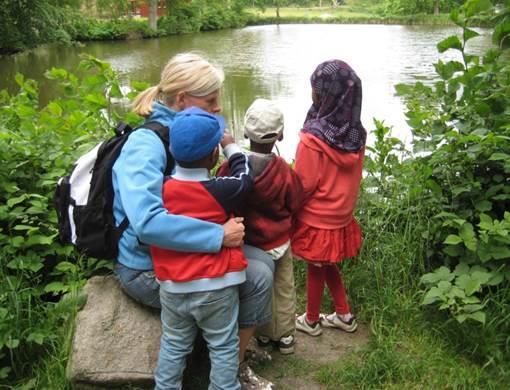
[
  {"left": 151, "top": 107, "right": 254, "bottom": 389},
  {"left": 218, "top": 98, "right": 303, "bottom": 354},
  {"left": 293, "top": 60, "right": 366, "bottom": 336}
]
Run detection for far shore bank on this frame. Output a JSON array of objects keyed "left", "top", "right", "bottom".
[
  {"left": 1, "top": 7, "right": 490, "bottom": 56},
  {"left": 244, "top": 6, "right": 456, "bottom": 26}
]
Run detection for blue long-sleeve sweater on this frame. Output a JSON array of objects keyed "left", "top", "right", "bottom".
[{"left": 112, "top": 102, "right": 224, "bottom": 270}]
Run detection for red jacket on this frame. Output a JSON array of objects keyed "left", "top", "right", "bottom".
[
  {"left": 151, "top": 151, "right": 252, "bottom": 292},
  {"left": 294, "top": 132, "right": 364, "bottom": 229},
  {"left": 218, "top": 154, "right": 304, "bottom": 251}
]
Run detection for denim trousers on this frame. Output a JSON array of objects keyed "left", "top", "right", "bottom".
[
  {"left": 114, "top": 245, "right": 274, "bottom": 326},
  {"left": 154, "top": 286, "right": 240, "bottom": 390},
  {"left": 113, "top": 264, "right": 161, "bottom": 308}
]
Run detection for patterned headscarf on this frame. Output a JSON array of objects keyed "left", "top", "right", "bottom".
[{"left": 302, "top": 60, "right": 366, "bottom": 152}]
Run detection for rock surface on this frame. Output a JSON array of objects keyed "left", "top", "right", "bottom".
[{"left": 67, "top": 275, "right": 161, "bottom": 389}]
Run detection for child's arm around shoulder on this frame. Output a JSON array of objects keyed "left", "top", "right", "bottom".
[
  {"left": 294, "top": 140, "right": 320, "bottom": 200},
  {"left": 205, "top": 135, "right": 254, "bottom": 214},
  {"left": 280, "top": 157, "right": 305, "bottom": 213}
]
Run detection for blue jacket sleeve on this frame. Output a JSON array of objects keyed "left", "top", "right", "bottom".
[
  {"left": 114, "top": 129, "right": 223, "bottom": 252},
  {"left": 204, "top": 144, "right": 254, "bottom": 214}
]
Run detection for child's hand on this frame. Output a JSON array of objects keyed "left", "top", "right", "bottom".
[
  {"left": 222, "top": 217, "right": 245, "bottom": 247},
  {"left": 221, "top": 132, "right": 235, "bottom": 148}
]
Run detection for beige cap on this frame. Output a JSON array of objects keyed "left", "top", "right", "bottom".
[{"left": 244, "top": 98, "right": 284, "bottom": 144}]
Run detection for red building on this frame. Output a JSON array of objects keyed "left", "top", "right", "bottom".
[{"left": 131, "top": 1, "right": 167, "bottom": 17}]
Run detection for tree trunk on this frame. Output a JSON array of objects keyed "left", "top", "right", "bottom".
[
  {"left": 434, "top": 0, "right": 440, "bottom": 15},
  {"left": 149, "top": 0, "right": 158, "bottom": 30}
]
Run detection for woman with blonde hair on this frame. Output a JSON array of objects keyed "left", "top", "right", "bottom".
[{"left": 112, "top": 53, "right": 275, "bottom": 389}]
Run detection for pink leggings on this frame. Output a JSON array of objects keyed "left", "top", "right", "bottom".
[{"left": 306, "top": 263, "right": 350, "bottom": 322}]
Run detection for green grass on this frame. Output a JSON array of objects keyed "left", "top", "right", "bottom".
[
  {"left": 315, "top": 330, "right": 505, "bottom": 389},
  {"left": 5, "top": 293, "right": 86, "bottom": 389},
  {"left": 246, "top": 0, "right": 381, "bottom": 19},
  {"left": 245, "top": 5, "right": 453, "bottom": 25},
  {"left": 247, "top": 6, "right": 378, "bottom": 19},
  {"left": 256, "top": 354, "right": 322, "bottom": 390}
]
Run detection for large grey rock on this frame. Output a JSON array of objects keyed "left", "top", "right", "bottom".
[{"left": 67, "top": 275, "right": 161, "bottom": 389}]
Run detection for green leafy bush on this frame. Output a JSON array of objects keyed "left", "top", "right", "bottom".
[
  {"left": 394, "top": 0, "right": 509, "bottom": 328},
  {"left": 158, "top": 0, "right": 248, "bottom": 35},
  {"left": 70, "top": 15, "right": 154, "bottom": 41},
  {"left": 0, "top": 55, "right": 145, "bottom": 382}
]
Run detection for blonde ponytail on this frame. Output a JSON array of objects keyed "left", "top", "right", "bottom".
[
  {"left": 132, "top": 86, "right": 161, "bottom": 117},
  {"left": 131, "top": 52, "right": 224, "bottom": 117}
]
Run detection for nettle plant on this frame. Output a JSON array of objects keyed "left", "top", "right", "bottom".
[
  {"left": 0, "top": 56, "right": 146, "bottom": 379},
  {"left": 396, "top": 0, "right": 510, "bottom": 324}
]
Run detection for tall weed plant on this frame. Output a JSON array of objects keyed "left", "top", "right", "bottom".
[
  {"left": 0, "top": 56, "right": 145, "bottom": 384},
  {"left": 394, "top": 0, "right": 510, "bottom": 364}
]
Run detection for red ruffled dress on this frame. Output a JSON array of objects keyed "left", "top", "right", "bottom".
[{"left": 291, "top": 132, "right": 364, "bottom": 263}]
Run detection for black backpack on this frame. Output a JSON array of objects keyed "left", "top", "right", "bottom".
[{"left": 54, "top": 121, "right": 174, "bottom": 260}]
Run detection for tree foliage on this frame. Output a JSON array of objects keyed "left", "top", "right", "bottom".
[
  {"left": 383, "top": 0, "right": 464, "bottom": 15},
  {"left": 91, "top": 0, "right": 132, "bottom": 18},
  {"left": 0, "top": 0, "right": 79, "bottom": 54}
]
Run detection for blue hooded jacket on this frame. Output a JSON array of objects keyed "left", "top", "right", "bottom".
[{"left": 112, "top": 102, "right": 224, "bottom": 270}]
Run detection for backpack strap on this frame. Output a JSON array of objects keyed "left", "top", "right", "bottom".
[
  {"left": 136, "top": 121, "right": 174, "bottom": 175},
  {"left": 114, "top": 121, "right": 173, "bottom": 247}
]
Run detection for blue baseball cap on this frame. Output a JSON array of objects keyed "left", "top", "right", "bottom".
[{"left": 170, "top": 107, "right": 225, "bottom": 163}]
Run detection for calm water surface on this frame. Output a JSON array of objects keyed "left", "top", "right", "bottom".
[{"left": 0, "top": 24, "right": 491, "bottom": 160}]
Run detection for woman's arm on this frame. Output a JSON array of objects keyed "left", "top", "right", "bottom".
[{"left": 114, "top": 129, "right": 225, "bottom": 253}]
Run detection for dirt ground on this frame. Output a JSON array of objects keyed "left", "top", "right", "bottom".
[
  {"left": 253, "top": 324, "right": 370, "bottom": 389},
  {"left": 182, "top": 323, "right": 370, "bottom": 390}
]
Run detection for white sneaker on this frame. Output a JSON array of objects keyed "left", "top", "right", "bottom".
[
  {"left": 320, "top": 312, "right": 358, "bottom": 333},
  {"left": 278, "top": 334, "right": 295, "bottom": 355},
  {"left": 295, "top": 313, "right": 322, "bottom": 336}
]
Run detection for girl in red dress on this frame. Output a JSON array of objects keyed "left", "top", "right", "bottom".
[{"left": 292, "top": 59, "right": 366, "bottom": 336}]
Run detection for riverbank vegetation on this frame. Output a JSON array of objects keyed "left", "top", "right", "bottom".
[
  {"left": 246, "top": 0, "right": 457, "bottom": 25},
  {"left": 1, "top": 0, "right": 509, "bottom": 388},
  {"left": 0, "top": 0, "right": 489, "bottom": 55},
  {"left": 0, "top": 0, "right": 248, "bottom": 54}
]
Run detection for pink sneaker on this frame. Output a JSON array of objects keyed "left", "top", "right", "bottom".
[{"left": 320, "top": 313, "right": 358, "bottom": 333}]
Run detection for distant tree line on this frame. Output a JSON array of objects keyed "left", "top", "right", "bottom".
[
  {"left": 0, "top": 0, "right": 248, "bottom": 54},
  {"left": 0, "top": 1, "right": 500, "bottom": 54}
]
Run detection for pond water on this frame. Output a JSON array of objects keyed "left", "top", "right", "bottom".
[{"left": 0, "top": 24, "right": 491, "bottom": 160}]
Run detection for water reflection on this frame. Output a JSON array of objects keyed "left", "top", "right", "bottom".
[{"left": 0, "top": 24, "right": 491, "bottom": 160}]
